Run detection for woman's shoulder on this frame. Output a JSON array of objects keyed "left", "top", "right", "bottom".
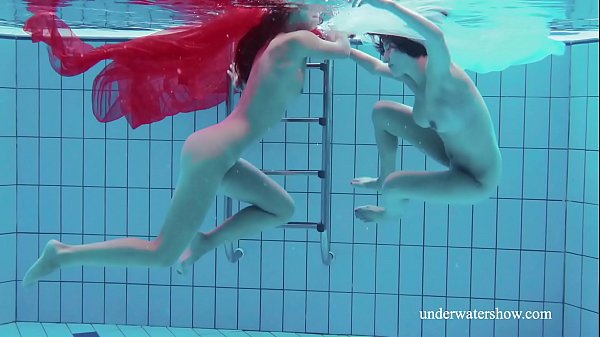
[
  {"left": 435, "top": 65, "right": 472, "bottom": 91},
  {"left": 266, "top": 30, "right": 319, "bottom": 60},
  {"left": 270, "top": 30, "right": 318, "bottom": 47}
]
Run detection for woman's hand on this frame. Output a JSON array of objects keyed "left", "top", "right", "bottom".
[
  {"left": 227, "top": 62, "right": 242, "bottom": 90},
  {"left": 330, "top": 31, "right": 352, "bottom": 54},
  {"left": 326, "top": 30, "right": 347, "bottom": 42}
]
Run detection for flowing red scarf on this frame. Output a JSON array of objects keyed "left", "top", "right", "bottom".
[{"left": 24, "top": 3, "right": 266, "bottom": 128}]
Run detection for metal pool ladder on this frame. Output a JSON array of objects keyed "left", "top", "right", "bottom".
[{"left": 223, "top": 60, "right": 335, "bottom": 265}]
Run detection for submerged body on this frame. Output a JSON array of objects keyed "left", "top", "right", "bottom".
[
  {"left": 23, "top": 7, "right": 351, "bottom": 285},
  {"left": 350, "top": 0, "right": 501, "bottom": 222},
  {"left": 408, "top": 64, "right": 501, "bottom": 187}
]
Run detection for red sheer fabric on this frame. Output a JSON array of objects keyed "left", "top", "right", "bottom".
[{"left": 24, "top": 6, "right": 266, "bottom": 128}]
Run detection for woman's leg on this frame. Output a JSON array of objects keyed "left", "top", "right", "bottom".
[
  {"left": 352, "top": 100, "right": 449, "bottom": 189},
  {"left": 22, "top": 137, "right": 227, "bottom": 286},
  {"left": 352, "top": 101, "right": 499, "bottom": 222},
  {"left": 355, "top": 168, "right": 497, "bottom": 222},
  {"left": 178, "top": 158, "right": 295, "bottom": 272}
]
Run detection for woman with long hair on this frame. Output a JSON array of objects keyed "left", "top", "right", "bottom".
[{"left": 23, "top": 3, "right": 351, "bottom": 285}]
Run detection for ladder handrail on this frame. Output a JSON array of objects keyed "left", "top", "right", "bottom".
[{"left": 319, "top": 60, "right": 334, "bottom": 265}]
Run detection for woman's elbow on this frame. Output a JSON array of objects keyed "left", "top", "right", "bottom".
[{"left": 341, "top": 44, "right": 352, "bottom": 57}]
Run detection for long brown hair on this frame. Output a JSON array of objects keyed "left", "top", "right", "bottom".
[{"left": 234, "top": 5, "right": 297, "bottom": 84}]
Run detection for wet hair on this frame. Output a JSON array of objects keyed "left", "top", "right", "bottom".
[
  {"left": 369, "top": 34, "right": 428, "bottom": 58},
  {"left": 235, "top": 5, "right": 298, "bottom": 84}
]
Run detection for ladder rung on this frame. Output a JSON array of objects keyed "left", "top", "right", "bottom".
[
  {"left": 280, "top": 221, "right": 319, "bottom": 229},
  {"left": 282, "top": 117, "right": 321, "bottom": 123},
  {"left": 350, "top": 37, "right": 363, "bottom": 46},
  {"left": 306, "top": 62, "right": 324, "bottom": 69},
  {"left": 263, "top": 170, "right": 321, "bottom": 176}
]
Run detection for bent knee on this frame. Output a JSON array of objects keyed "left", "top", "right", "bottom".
[
  {"left": 372, "top": 102, "right": 392, "bottom": 124},
  {"left": 278, "top": 197, "right": 296, "bottom": 221},
  {"left": 265, "top": 196, "right": 295, "bottom": 222},
  {"left": 372, "top": 101, "right": 410, "bottom": 126},
  {"left": 472, "top": 174, "right": 500, "bottom": 201},
  {"left": 479, "top": 176, "right": 500, "bottom": 198},
  {"left": 478, "top": 163, "right": 501, "bottom": 196}
]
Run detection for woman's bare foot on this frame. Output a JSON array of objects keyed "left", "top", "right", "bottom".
[
  {"left": 354, "top": 199, "right": 409, "bottom": 222},
  {"left": 354, "top": 205, "right": 389, "bottom": 222},
  {"left": 22, "top": 239, "right": 65, "bottom": 286},
  {"left": 351, "top": 177, "right": 383, "bottom": 190},
  {"left": 176, "top": 233, "right": 212, "bottom": 276}
]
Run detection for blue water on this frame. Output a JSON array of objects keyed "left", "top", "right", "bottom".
[{"left": 0, "top": 1, "right": 598, "bottom": 337}]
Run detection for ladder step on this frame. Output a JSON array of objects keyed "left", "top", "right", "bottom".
[
  {"left": 282, "top": 117, "right": 321, "bottom": 123},
  {"left": 279, "top": 221, "right": 319, "bottom": 229},
  {"left": 306, "top": 62, "right": 323, "bottom": 69},
  {"left": 263, "top": 170, "right": 322, "bottom": 176}
]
